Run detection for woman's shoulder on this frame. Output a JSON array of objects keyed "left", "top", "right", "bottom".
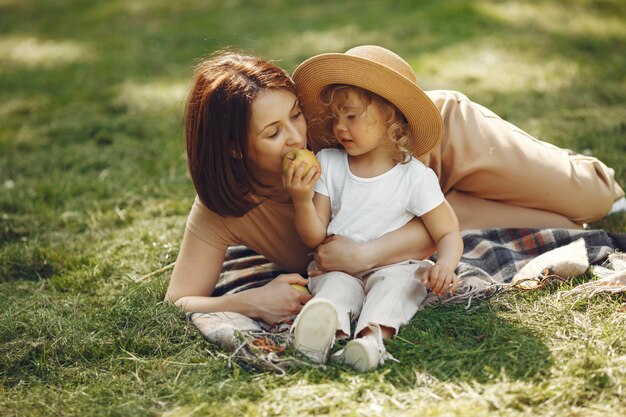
[
  {"left": 184, "top": 196, "right": 234, "bottom": 249},
  {"left": 190, "top": 196, "right": 224, "bottom": 220},
  {"left": 190, "top": 195, "right": 294, "bottom": 228},
  {"left": 188, "top": 195, "right": 236, "bottom": 228}
]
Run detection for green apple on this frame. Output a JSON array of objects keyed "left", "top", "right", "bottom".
[
  {"left": 282, "top": 149, "right": 320, "bottom": 178},
  {"left": 290, "top": 284, "right": 310, "bottom": 294}
]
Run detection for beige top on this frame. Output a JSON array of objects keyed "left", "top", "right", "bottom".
[{"left": 186, "top": 196, "right": 312, "bottom": 275}]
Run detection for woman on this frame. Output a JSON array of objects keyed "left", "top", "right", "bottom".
[
  {"left": 164, "top": 51, "right": 428, "bottom": 324},
  {"left": 165, "top": 49, "right": 623, "bottom": 324}
]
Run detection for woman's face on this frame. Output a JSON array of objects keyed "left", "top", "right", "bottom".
[{"left": 246, "top": 88, "right": 307, "bottom": 180}]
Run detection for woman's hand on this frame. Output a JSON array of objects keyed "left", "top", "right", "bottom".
[
  {"left": 314, "top": 234, "right": 371, "bottom": 276},
  {"left": 249, "top": 273, "right": 313, "bottom": 324},
  {"left": 313, "top": 219, "right": 436, "bottom": 277},
  {"left": 420, "top": 264, "right": 458, "bottom": 297}
]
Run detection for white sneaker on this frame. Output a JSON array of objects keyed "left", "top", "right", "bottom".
[
  {"left": 292, "top": 298, "right": 338, "bottom": 364},
  {"left": 609, "top": 197, "right": 626, "bottom": 215},
  {"left": 334, "top": 325, "right": 396, "bottom": 372}
]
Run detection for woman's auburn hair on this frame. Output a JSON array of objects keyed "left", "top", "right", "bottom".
[{"left": 185, "top": 51, "right": 296, "bottom": 217}]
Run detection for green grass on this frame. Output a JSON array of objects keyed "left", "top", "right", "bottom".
[{"left": 1, "top": 0, "right": 625, "bottom": 416}]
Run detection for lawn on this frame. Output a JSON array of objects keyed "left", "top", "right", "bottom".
[{"left": 1, "top": 0, "right": 625, "bottom": 416}]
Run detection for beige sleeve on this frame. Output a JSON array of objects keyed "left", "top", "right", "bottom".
[{"left": 185, "top": 196, "right": 235, "bottom": 250}]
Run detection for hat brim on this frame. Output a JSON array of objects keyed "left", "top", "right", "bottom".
[{"left": 292, "top": 53, "right": 443, "bottom": 157}]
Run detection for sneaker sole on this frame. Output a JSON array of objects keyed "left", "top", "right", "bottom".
[{"left": 293, "top": 298, "right": 338, "bottom": 363}]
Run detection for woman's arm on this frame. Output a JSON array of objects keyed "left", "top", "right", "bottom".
[
  {"left": 313, "top": 217, "right": 436, "bottom": 275},
  {"left": 164, "top": 229, "right": 312, "bottom": 324}
]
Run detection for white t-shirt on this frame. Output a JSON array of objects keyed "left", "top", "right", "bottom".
[{"left": 314, "top": 148, "right": 444, "bottom": 243}]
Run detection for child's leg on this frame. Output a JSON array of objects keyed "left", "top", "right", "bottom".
[
  {"left": 292, "top": 271, "right": 364, "bottom": 363},
  {"left": 353, "top": 263, "right": 428, "bottom": 338},
  {"left": 423, "top": 90, "right": 624, "bottom": 224},
  {"left": 307, "top": 271, "right": 365, "bottom": 337},
  {"left": 337, "top": 263, "right": 430, "bottom": 372}
]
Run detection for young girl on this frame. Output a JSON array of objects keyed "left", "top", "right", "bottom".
[{"left": 283, "top": 83, "right": 463, "bottom": 371}]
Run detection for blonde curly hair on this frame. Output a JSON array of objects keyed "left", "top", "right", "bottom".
[{"left": 318, "top": 84, "right": 412, "bottom": 163}]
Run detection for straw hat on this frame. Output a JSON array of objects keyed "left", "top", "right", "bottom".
[{"left": 292, "top": 45, "right": 443, "bottom": 157}]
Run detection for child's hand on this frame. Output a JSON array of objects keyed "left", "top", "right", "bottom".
[
  {"left": 282, "top": 160, "right": 320, "bottom": 204},
  {"left": 421, "top": 264, "right": 458, "bottom": 297}
]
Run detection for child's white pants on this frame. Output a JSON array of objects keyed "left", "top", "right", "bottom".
[{"left": 307, "top": 261, "right": 431, "bottom": 338}]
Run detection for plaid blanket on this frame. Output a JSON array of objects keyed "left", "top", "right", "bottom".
[
  {"left": 189, "top": 228, "right": 626, "bottom": 371},
  {"left": 209, "top": 228, "right": 624, "bottom": 296},
  {"left": 211, "top": 246, "right": 288, "bottom": 297}
]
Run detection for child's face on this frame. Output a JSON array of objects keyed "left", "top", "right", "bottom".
[{"left": 330, "top": 88, "right": 392, "bottom": 157}]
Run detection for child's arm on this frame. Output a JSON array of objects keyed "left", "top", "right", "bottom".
[
  {"left": 420, "top": 200, "right": 464, "bottom": 296},
  {"left": 283, "top": 161, "right": 330, "bottom": 248},
  {"left": 296, "top": 192, "right": 330, "bottom": 248}
]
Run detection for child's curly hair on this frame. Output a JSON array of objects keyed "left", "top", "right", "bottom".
[{"left": 318, "top": 84, "right": 412, "bottom": 163}]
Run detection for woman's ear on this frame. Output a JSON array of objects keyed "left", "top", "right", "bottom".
[{"left": 230, "top": 149, "right": 242, "bottom": 159}]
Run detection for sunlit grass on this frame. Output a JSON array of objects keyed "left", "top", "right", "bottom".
[
  {"left": 477, "top": 0, "right": 626, "bottom": 38},
  {"left": 1, "top": 0, "right": 625, "bottom": 416},
  {"left": 414, "top": 38, "right": 581, "bottom": 93},
  {"left": 0, "top": 36, "right": 92, "bottom": 68},
  {"left": 114, "top": 79, "right": 189, "bottom": 114},
  {"left": 264, "top": 25, "right": 390, "bottom": 59}
]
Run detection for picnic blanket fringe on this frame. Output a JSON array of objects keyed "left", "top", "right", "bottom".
[
  {"left": 188, "top": 228, "right": 626, "bottom": 372},
  {"left": 561, "top": 253, "right": 626, "bottom": 297}
]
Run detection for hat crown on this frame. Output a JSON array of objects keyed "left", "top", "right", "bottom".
[
  {"left": 292, "top": 45, "right": 443, "bottom": 157},
  {"left": 345, "top": 45, "right": 417, "bottom": 86}
]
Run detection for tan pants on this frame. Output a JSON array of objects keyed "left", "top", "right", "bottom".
[
  {"left": 307, "top": 261, "right": 431, "bottom": 338},
  {"left": 421, "top": 90, "right": 624, "bottom": 229}
]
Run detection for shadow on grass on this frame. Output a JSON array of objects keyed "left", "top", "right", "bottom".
[
  {"left": 0, "top": 241, "right": 62, "bottom": 281},
  {"left": 384, "top": 300, "right": 552, "bottom": 385}
]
